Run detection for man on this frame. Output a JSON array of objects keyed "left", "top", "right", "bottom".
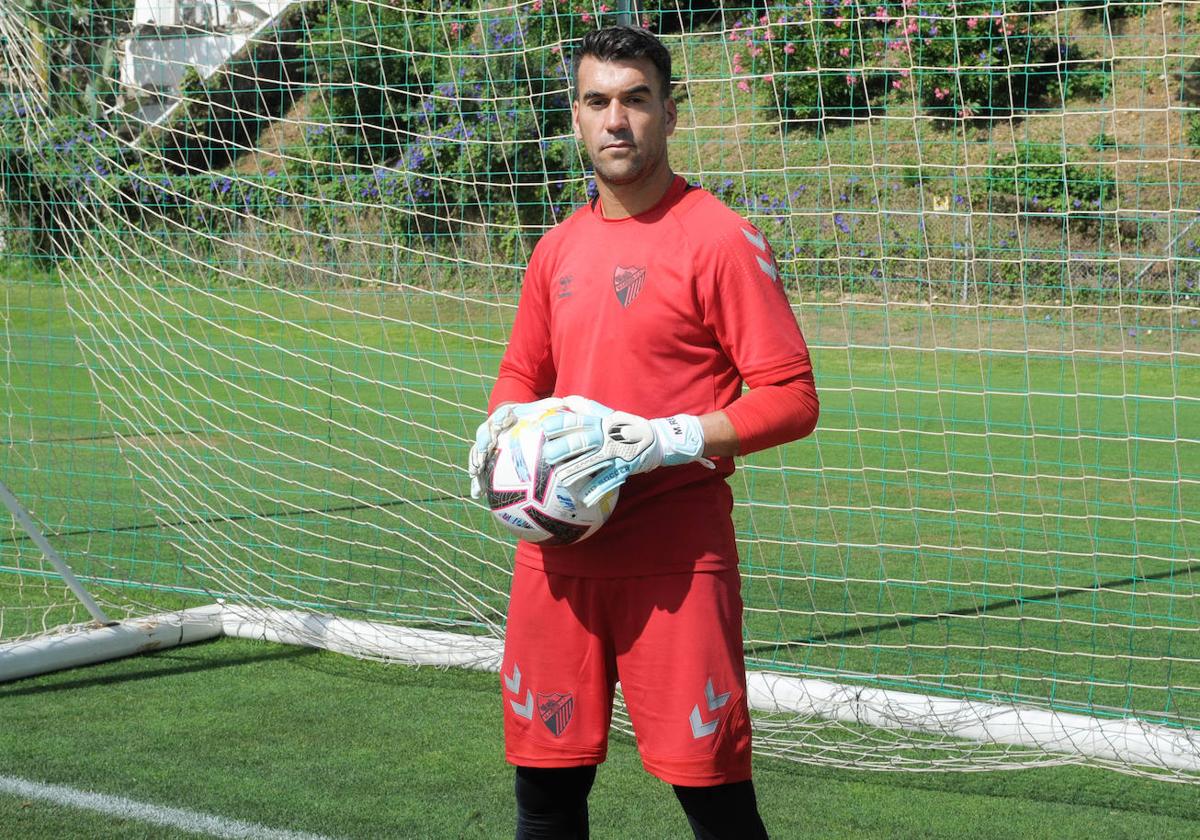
[{"left": 468, "top": 25, "right": 818, "bottom": 840}]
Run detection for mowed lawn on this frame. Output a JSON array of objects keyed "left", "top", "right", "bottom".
[
  {"left": 1, "top": 637, "right": 1199, "bottom": 839},
  {"left": 1, "top": 276, "right": 1199, "bottom": 836}
]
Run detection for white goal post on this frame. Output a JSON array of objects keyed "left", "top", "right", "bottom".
[{"left": 5, "top": 600, "right": 1199, "bottom": 775}]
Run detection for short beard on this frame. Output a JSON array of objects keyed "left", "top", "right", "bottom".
[{"left": 591, "top": 149, "right": 661, "bottom": 188}]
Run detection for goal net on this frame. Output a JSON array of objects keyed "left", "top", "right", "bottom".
[{"left": 1, "top": 0, "right": 1197, "bottom": 779}]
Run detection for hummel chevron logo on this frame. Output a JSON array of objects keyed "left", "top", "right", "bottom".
[
  {"left": 705, "top": 678, "right": 731, "bottom": 711},
  {"left": 504, "top": 664, "right": 521, "bottom": 694},
  {"left": 504, "top": 663, "right": 534, "bottom": 719},
  {"left": 690, "top": 704, "right": 718, "bottom": 738},
  {"left": 511, "top": 690, "right": 534, "bottom": 720},
  {"left": 756, "top": 255, "right": 777, "bottom": 282},
  {"left": 741, "top": 227, "right": 778, "bottom": 283},
  {"left": 689, "top": 678, "right": 732, "bottom": 738},
  {"left": 741, "top": 227, "right": 765, "bottom": 251}
]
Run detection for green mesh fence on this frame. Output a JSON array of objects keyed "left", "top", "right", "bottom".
[{"left": 1, "top": 0, "right": 1197, "bottom": 777}]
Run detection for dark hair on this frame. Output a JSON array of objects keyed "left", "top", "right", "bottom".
[{"left": 572, "top": 26, "right": 673, "bottom": 99}]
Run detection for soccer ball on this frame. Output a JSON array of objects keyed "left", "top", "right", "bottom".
[{"left": 480, "top": 407, "right": 618, "bottom": 545}]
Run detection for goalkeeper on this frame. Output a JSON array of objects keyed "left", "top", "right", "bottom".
[{"left": 469, "top": 25, "right": 819, "bottom": 840}]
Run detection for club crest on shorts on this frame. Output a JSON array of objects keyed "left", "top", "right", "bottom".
[
  {"left": 612, "top": 265, "right": 647, "bottom": 308},
  {"left": 536, "top": 691, "right": 575, "bottom": 736}
]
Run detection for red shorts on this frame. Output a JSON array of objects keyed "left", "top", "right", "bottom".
[{"left": 500, "top": 563, "right": 752, "bottom": 786}]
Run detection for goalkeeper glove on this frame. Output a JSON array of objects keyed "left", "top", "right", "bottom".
[
  {"left": 542, "top": 408, "right": 714, "bottom": 507},
  {"left": 467, "top": 396, "right": 614, "bottom": 499}
]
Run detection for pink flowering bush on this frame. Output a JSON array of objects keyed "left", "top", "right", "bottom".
[
  {"left": 731, "top": 4, "right": 894, "bottom": 123},
  {"left": 729, "top": 1, "right": 1107, "bottom": 124},
  {"left": 908, "top": 1, "right": 1061, "bottom": 118}
]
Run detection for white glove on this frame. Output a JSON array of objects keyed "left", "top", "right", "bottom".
[
  {"left": 467, "top": 395, "right": 614, "bottom": 499},
  {"left": 542, "top": 409, "right": 714, "bottom": 506},
  {"left": 468, "top": 398, "right": 564, "bottom": 499}
]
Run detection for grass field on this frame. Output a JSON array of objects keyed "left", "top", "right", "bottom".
[
  {"left": 2, "top": 636, "right": 1200, "bottom": 839},
  {"left": 4, "top": 274, "right": 1196, "bottom": 711},
  {"left": 1, "top": 254, "right": 1198, "bottom": 833}
]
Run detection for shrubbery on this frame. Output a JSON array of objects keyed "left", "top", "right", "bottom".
[
  {"left": 3, "top": 2, "right": 620, "bottom": 266},
  {"left": 0, "top": 102, "right": 129, "bottom": 260},
  {"left": 986, "top": 141, "right": 1115, "bottom": 213},
  {"left": 307, "top": 1, "right": 625, "bottom": 250},
  {"left": 726, "top": 1, "right": 1112, "bottom": 124},
  {"left": 0, "top": 1, "right": 1150, "bottom": 292}
]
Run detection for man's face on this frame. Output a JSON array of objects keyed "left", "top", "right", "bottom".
[{"left": 572, "top": 55, "right": 676, "bottom": 188}]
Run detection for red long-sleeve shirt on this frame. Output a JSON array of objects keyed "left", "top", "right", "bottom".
[{"left": 492, "top": 176, "right": 817, "bottom": 577}]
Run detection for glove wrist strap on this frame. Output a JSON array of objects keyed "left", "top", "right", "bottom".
[{"left": 650, "top": 414, "right": 706, "bottom": 466}]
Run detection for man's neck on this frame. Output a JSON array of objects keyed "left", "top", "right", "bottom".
[{"left": 595, "top": 160, "right": 676, "bottom": 220}]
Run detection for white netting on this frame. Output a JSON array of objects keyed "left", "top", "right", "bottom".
[{"left": 1, "top": 1, "right": 1197, "bottom": 778}]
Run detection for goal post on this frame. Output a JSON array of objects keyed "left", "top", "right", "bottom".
[{"left": 1, "top": 0, "right": 1198, "bottom": 781}]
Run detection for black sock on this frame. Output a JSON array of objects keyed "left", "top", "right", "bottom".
[
  {"left": 514, "top": 765, "right": 597, "bottom": 840},
  {"left": 672, "top": 779, "right": 768, "bottom": 840}
]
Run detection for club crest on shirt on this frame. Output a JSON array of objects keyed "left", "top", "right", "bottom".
[
  {"left": 537, "top": 691, "right": 575, "bottom": 736},
  {"left": 612, "top": 265, "right": 647, "bottom": 308}
]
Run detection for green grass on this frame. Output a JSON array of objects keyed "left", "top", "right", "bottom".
[
  {"left": 2, "top": 637, "right": 1199, "bottom": 839},
  {"left": 3, "top": 276, "right": 1198, "bottom": 740}
]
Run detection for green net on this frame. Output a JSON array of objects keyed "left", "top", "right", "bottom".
[{"left": 1, "top": 0, "right": 1197, "bottom": 778}]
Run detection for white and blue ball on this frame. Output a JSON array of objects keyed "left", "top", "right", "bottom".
[{"left": 480, "top": 407, "right": 618, "bottom": 545}]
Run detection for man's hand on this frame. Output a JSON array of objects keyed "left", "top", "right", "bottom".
[
  {"left": 468, "top": 398, "right": 566, "bottom": 499},
  {"left": 542, "top": 409, "right": 714, "bottom": 506},
  {"left": 467, "top": 396, "right": 615, "bottom": 499}
]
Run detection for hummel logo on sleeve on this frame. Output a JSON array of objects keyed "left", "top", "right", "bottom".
[
  {"left": 741, "top": 227, "right": 777, "bottom": 283},
  {"left": 557, "top": 275, "right": 574, "bottom": 299},
  {"left": 741, "top": 227, "right": 765, "bottom": 251}
]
